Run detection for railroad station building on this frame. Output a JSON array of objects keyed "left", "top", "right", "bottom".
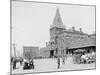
[{"left": 42, "top": 8, "right": 96, "bottom": 58}]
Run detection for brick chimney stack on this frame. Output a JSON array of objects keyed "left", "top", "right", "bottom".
[
  {"left": 79, "top": 28, "right": 82, "bottom": 32},
  {"left": 72, "top": 26, "right": 75, "bottom": 31}
]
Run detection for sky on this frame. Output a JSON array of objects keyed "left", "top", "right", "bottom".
[{"left": 12, "top": 1, "right": 95, "bottom": 56}]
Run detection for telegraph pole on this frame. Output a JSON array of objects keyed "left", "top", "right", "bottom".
[
  {"left": 11, "top": 24, "right": 16, "bottom": 57},
  {"left": 12, "top": 44, "right": 16, "bottom": 58}
]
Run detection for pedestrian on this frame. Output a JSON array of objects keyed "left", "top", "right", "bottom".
[
  {"left": 57, "top": 56, "right": 60, "bottom": 69},
  {"left": 20, "top": 58, "right": 23, "bottom": 66},
  {"left": 62, "top": 56, "right": 65, "bottom": 65},
  {"left": 29, "top": 59, "right": 34, "bottom": 69},
  {"left": 13, "top": 60, "right": 16, "bottom": 69}
]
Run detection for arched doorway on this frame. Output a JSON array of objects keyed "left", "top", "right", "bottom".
[{"left": 50, "top": 50, "right": 54, "bottom": 57}]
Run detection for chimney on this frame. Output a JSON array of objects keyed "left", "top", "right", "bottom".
[
  {"left": 79, "top": 28, "right": 82, "bottom": 32},
  {"left": 72, "top": 26, "right": 75, "bottom": 31}
]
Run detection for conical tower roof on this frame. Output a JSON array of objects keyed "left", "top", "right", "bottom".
[{"left": 50, "top": 8, "right": 65, "bottom": 29}]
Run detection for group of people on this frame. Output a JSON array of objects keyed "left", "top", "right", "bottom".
[
  {"left": 11, "top": 57, "right": 35, "bottom": 70},
  {"left": 11, "top": 51, "right": 95, "bottom": 70},
  {"left": 56, "top": 51, "right": 96, "bottom": 69},
  {"left": 80, "top": 51, "right": 96, "bottom": 64},
  {"left": 11, "top": 57, "right": 67, "bottom": 70},
  {"left": 72, "top": 51, "right": 96, "bottom": 64},
  {"left": 11, "top": 57, "right": 23, "bottom": 70},
  {"left": 57, "top": 56, "right": 67, "bottom": 69}
]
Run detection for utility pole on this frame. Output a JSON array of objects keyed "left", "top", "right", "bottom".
[
  {"left": 11, "top": 25, "right": 17, "bottom": 57},
  {"left": 12, "top": 44, "right": 16, "bottom": 58}
]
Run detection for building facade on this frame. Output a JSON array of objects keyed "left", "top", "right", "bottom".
[
  {"left": 43, "top": 8, "right": 96, "bottom": 57},
  {"left": 23, "top": 46, "right": 39, "bottom": 59}
]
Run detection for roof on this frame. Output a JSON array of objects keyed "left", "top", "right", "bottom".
[
  {"left": 88, "top": 33, "right": 96, "bottom": 37},
  {"left": 50, "top": 8, "right": 65, "bottom": 29},
  {"left": 69, "top": 37, "right": 96, "bottom": 49},
  {"left": 44, "top": 37, "right": 96, "bottom": 51},
  {"left": 62, "top": 29, "right": 88, "bottom": 36}
]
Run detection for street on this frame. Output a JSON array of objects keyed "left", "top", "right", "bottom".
[{"left": 12, "top": 57, "right": 95, "bottom": 74}]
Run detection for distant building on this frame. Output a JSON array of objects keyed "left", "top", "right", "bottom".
[
  {"left": 43, "top": 8, "right": 96, "bottom": 57},
  {"left": 23, "top": 46, "right": 39, "bottom": 59},
  {"left": 39, "top": 47, "right": 50, "bottom": 58}
]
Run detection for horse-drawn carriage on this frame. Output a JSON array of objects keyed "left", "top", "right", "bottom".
[
  {"left": 23, "top": 59, "right": 34, "bottom": 70},
  {"left": 11, "top": 57, "right": 23, "bottom": 69},
  {"left": 73, "top": 49, "right": 95, "bottom": 64},
  {"left": 81, "top": 52, "right": 95, "bottom": 64}
]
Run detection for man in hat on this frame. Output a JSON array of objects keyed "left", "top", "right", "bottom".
[{"left": 57, "top": 56, "right": 60, "bottom": 69}]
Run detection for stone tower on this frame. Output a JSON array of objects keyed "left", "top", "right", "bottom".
[{"left": 50, "top": 8, "right": 66, "bottom": 41}]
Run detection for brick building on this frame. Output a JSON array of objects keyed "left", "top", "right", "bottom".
[
  {"left": 23, "top": 46, "right": 39, "bottom": 59},
  {"left": 43, "top": 8, "right": 96, "bottom": 57}
]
